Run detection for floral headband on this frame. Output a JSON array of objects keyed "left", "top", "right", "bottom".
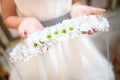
[{"left": 9, "top": 14, "right": 109, "bottom": 62}]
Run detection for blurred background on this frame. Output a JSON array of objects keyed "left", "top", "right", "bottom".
[{"left": 0, "top": 0, "right": 120, "bottom": 80}]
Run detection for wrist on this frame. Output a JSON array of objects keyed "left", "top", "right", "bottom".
[
  {"left": 72, "top": 0, "right": 82, "bottom": 5},
  {"left": 73, "top": 2, "right": 82, "bottom": 5},
  {"left": 18, "top": 17, "right": 39, "bottom": 27}
]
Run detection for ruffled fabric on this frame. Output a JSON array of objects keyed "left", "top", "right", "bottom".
[{"left": 10, "top": 37, "right": 114, "bottom": 80}]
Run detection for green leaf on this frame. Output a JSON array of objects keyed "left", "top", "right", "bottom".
[{"left": 61, "top": 29, "right": 66, "bottom": 34}]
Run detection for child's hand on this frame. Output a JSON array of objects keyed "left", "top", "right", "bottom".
[
  {"left": 70, "top": 3, "right": 105, "bottom": 35},
  {"left": 18, "top": 17, "right": 44, "bottom": 39},
  {"left": 70, "top": 3, "right": 106, "bottom": 18}
]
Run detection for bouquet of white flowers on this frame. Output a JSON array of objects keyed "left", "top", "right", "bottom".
[{"left": 9, "top": 14, "right": 109, "bottom": 62}]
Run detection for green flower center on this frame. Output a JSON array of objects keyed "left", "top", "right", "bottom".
[
  {"left": 46, "top": 34, "right": 52, "bottom": 39},
  {"left": 34, "top": 43, "right": 38, "bottom": 48},
  {"left": 61, "top": 29, "right": 66, "bottom": 34},
  {"left": 69, "top": 27, "right": 74, "bottom": 31},
  {"left": 39, "top": 41, "right": 45, "bottom": 44},
  {"left": 54, "top": 31, "right": 58, "bottom": 35}
]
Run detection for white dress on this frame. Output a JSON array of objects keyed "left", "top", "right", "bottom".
[{"left": 10, "top": 0, "right": 114, "bottom": 80}]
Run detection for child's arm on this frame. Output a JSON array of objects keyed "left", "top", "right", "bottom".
[
  {"left": 1, "top": 0, "right": 44, "bottom": 39},
  {"left": 1, "top": 0, "right": 23, "bottom": 29},
  {"left": 72, "top": 0, "right": 82, "bottom": 4}
]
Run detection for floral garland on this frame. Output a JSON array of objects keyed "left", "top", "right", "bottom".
[{"left": 9, "top": 14, "right": 109, "bottom": 62}]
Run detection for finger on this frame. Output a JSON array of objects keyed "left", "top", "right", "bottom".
[
  {"left": 21, "top": 32, "right": 27, "bottom": 39},
  {"left": 80, "top": 9, "right": 92, "bottom": 15},
  {"left": 18, "top": 30, "right": 27, "bottom": 39},
  {"left": 18, "top": 29, "right": 24, "bottom": 38},
  {"left": 23, "top": 31, "right": 28, "bottom": 38},
  {"left": 88, "top": 6, "right": 105, "bottom": 14},
  {"left": 82, "top": 31, "right": 88, "bottom": 34},
  {"left": 93, "top": 28, "right": 99, "bottom": 32},
  {"left": 88, "top": 29, "right": 94, "bottom": 34},
  {"left": 93, "top": 8, "right": 106, "bottom": 14}
]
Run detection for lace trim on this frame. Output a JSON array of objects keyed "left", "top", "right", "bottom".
[{"left": 9, "top": 14, "right": 109, "bottom": 62}]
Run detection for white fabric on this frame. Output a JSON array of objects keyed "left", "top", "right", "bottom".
[
  {"left": 10, "top": 37, "right": 114, "bottom": 80},
  {"left": 9, "top": 0, "right": 114, "bottom": 80},
  {"left": 14, "top": 0, "right": 72, "bottom": 21}
]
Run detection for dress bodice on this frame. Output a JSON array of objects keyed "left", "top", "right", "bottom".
[{"left": 14, "top": 0, "right": 72, "bottom": 21}]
